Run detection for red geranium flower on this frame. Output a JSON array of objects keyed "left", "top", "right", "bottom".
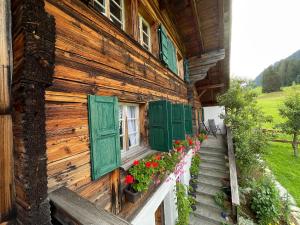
[
  {"left": 155, "top": 155, "right": 161, "bottom": 160},
  {"left": 175, "top": 140, "right": 181, "bottom": 145},
  {"left": 125, "top": 175, "right": 134, "bottom": 184},
  {"left": 189, "top": 139, "right": 193, "bottom": 145},
  {"left": 133, "top": 160, "right": 139, "bottom": 166},
  {"left": 145, "top": 162, "right": 152, "bottom": 168},
  {"left": 152, "top": 162, "right": 159, "bottom": 168}
]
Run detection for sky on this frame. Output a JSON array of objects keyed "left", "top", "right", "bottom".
[{"left": 230, "top": 0, "right": 300, "bottom": 79}]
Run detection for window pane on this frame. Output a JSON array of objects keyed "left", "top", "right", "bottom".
[
  {"left": 143, "top": 33, "right": 149, "bottom": 45},
  {"left": 113, "top": 0, "right": 121, "bottom": 5},
  {"left": 129, "top": 134, "right": 137, "bottom": 147},
  {"left": 142, "top": 22, "right": 148, "bottom": 34},
  {"left": 119, "top": 119, "right": 123, "bottom": 135},
  {"left": 111, "top": 17, "right": 122, "bottom": 29},
  {"left": 120, "top": 136, "right": 123, "bottom": 150},
  {"left": 94, "top": 0, "right": 105, "bottom": 14},
  {"left": 119, "top": 106, "right": 123, "bottom": 119},
  {"left": 143, "top": 43, "right": 149, "bottom": 50},
  {"left": 110, "top": 1, "right": 122, "bottom": 21},
  {"left": 128, "top": 119, "right": 137, "bottom": 133},
  {"left": 128, "top": 106, "right": 136, "bottom": 118}
]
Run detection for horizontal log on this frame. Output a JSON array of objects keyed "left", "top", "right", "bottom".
[{"left": 49, "top": 187, "right": 130, "bottom": 225}]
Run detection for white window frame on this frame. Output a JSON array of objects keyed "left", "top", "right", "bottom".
[
  {"left": 139, "top": 15, "right": 151, "bottom": 52},
  {"left": 90, "top": 0, "right": 125, "bottom": 30},
  {"left": 119, "top": 103, "right": 140, "bottom": 159}
]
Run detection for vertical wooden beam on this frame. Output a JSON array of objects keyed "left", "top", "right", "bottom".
[
  {"left": 111, "top": 169, "right": 120, "bottom": 214},
  {"left": 0, "top": 0, "right": 14, "bottom": 222},
  {"left": 11, "top": 0, "right": 55, "bottom": 224},
  {"left": 131, "top": 0, "right": 139, "bottom": 40}
]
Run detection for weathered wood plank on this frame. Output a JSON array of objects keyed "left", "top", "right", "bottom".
[
  {"left": 49, "top": 187, "right": 131, "bottom": 225},
  {"left": 0, "top": 0, "right": 14, "bottom": 222},
  {"left": 226, "top": 127, "right": 240, "bottom": 207}
]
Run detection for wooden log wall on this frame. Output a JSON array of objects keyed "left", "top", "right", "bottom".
[
  {"left": 187, "top": 85, "right": 201, "bottom": 134},
  {"left": 44, "top": 0, "right": 190, "bottom": 214},
  {"left": 0, "top": 1, "right": 14, "bottom": 222},
  {"left": 11, "top": 0, "right": 55, "bottom": 224}
]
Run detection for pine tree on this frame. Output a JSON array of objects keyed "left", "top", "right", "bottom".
[{"left": 262, "top": 66, "right": 281, "bottom": 93}]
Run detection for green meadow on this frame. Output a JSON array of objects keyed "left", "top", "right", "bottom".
[{"left": 256, "top": 85, "right": 300, "bottom": 206}]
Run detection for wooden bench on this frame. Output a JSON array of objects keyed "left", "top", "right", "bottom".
[{"left": 49, "top": 187, "right": 131, "bottom": 225}]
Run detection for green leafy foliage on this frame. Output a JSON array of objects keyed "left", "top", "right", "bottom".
[
  {"left": 217, "top": 79, "right": 270, "bottom": 177},
  {"left": 262, "top": 66, "right": 281, "bottom": 93},
  {"left": 250, "top": 177, "right": 281, "bottom": 225},
  {"left": 190, "top": 154, "right": 201, "bottom": 177},
  {"left": 176, "top": 183, "right": 192, "bottom": 225},
  {"left": 214, "top": 191, "right": 227, "bottom": 209},
  {"left": 277, "top": 88, "right": 300, "bottom": 157}
]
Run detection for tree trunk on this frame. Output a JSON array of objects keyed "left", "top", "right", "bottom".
[{"left": 292, "top": 133, "right": 298, "bottom": 158}]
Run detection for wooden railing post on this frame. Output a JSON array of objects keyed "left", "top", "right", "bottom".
[{"left": 226, "top": 127, "right": 240, "bottom": 223}]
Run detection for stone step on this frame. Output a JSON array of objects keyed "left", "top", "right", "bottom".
[
  {"left": 199, "top": 148, "right": 227, "bottom": 155},
  {"left": 196, "top": 183, "right": 221, "bottom": 196},
  {"left": 201, "top": 158, "right": 227, "bottom": 166},
  {"left": 192, "top": 204, "right": 229, "bottom": 224},
  {"left": 190, "top": 214, "right": 221, "bottom": 225},
  {"left": 197, "top": 174, "right": 224, "bottom": 187},
  {"left": 199, "top": 151, "right": 225, "bottom": 158},
  {"left": 199, "top": 169, "right": 229, "bottom": 179},
  {"left": 195, "top": 193, "right": 220, "bottom": 210},
  {"left": 200, "top": 162, "right": 228, "bottom": 173},
  {"left": 200, "top": 146, "right": 226, "bottom": 153},
  {"left": 200, "top": 154, "right": 227, "bottom": 164}
]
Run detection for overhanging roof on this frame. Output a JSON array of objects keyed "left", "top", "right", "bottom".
[{"left": 167, "top": 0, "right": 232, "bottom": 106}]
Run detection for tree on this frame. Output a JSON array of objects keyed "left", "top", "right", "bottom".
[
  {"left": 218, "top": 79, "right": 270, "bottom": 177},
  {"left": 278, "top": 89, "right": 300, "bottom": 157},
  {"left": 262, "top": 66, "right": 281, "bottom": 93}
]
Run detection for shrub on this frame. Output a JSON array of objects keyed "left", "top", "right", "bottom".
[
  {"left": 250, "top": 177, "right": 281, "bottom": 225},
  {"left": 217, "top": 79, "right": 270, "bottom": 177},
  {"left": 176, "top": 183, "right": 192, "bottom": 225}
]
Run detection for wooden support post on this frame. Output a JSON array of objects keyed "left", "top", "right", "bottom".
[
  {"left": 0, "top": 0, "right": 14, "bottom": 222},
  {"left": 10, "top": 0, "right": 55, "bottom": 224},
  {"left": 111, "top": 169, "right": 121, "bottom": 214}
]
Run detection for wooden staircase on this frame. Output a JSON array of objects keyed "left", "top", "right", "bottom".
[{"left": 190, "top": 137, "right": 233, "bottom": 225}]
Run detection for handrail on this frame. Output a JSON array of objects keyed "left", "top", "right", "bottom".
[{"left": 226, "top": 127, "right": 240, "bottom": 218}]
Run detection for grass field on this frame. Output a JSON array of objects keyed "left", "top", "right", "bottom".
[{"left": 256, "top": 85, "right": 300, "bottom": 206}]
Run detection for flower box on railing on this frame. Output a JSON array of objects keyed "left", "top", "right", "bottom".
[{"left": 123, "top": 136, "right": 201, "bottom": 203}]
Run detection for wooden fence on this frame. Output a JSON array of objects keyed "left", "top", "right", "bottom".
[{"left": 263, "top": 129, "right": 299, "bottom": 144}]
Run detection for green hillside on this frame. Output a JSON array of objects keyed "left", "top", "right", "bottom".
[
  {"left": 256, "top": 85, "right": 300, "bottom": 206},
  {"left": 254, "top": 49, "right": 300, "bottom": 86}
]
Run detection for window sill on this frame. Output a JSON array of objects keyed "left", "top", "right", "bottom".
[{"left": 120, "top": 147, "right": 158, "bottom": 171}]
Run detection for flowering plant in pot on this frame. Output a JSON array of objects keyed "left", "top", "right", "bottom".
[
  {"left": 124, "top": 156, "right": 162, "bottom": 203},
  {"left": 197, "top": 133, "right": 208, "bottom": 143}
]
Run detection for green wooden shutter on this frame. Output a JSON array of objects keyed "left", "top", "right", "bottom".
[
  {"left": 172, "top": 104, "right": 185, "bottom": 140},
  {"left": 168, "top": 39, "right": 177, "bottom": 74},
  {"left": 88, "top": 95, "right": 121, "bottom": 180},
  {"left": 148, "top": 100, "right": 172, "bottom": 152},
  {"left": 184, "top": 105, "right": 193, "bottom": 135},
  {"left": 158, "top": 25, "right": 169, "bottom": 66}
]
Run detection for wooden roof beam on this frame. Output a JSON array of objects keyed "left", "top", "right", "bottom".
[
  {"left": 197, "top": 83, "right": 225, "bottom": 91},
  {"left": 190, "top": 0, "right": 205, "bottom": 53}
]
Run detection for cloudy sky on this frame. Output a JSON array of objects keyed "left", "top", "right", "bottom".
[{"left": 230, "top": 0, "right": 300, "bottom": 79}]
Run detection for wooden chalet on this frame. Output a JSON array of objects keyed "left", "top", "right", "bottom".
[{"left": 0, "top": 0, "right": 231, "bottom": 224}]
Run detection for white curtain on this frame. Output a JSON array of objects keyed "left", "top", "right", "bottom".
[{"left": 127, "top": 106, "right": 137, "bottom": 147}]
